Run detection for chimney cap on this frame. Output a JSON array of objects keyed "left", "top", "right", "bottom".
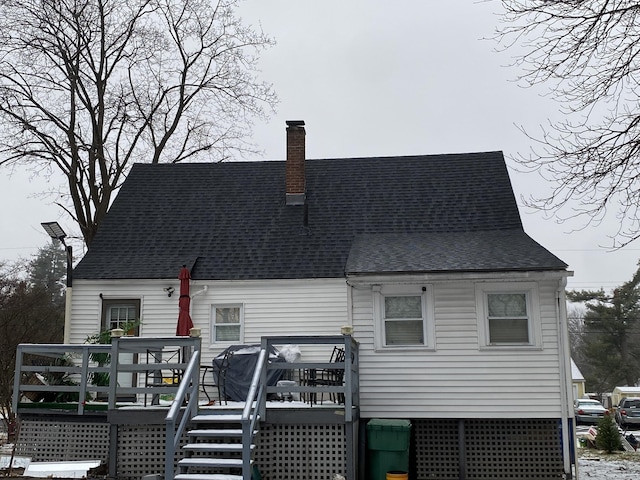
[{"left": 286, "top": 120, "right": 305, "bottom": 127}]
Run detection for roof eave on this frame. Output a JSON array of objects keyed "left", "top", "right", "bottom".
[{"left": 346, "top": 268, "right": 571, "bottom": 285}]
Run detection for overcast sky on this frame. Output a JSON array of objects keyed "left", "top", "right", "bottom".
[{"left": 1, "top": 0, "right": 638, "bottom": 292}]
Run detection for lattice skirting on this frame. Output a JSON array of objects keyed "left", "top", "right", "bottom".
[
  {"left": 15, "top": 419, "right": 109, "bottom": 462},
  {"left": 16, "top": 417, "right": 567, "bottom": 480},
  {"left": 117, "top": 424, "right": 188, "bottom": 479},
  {"left": 255, "top": 424, "right": 347, "bottom": 480},
  {"left": 412, "top": 418, "right": 566, "bottom": 480},
  {"left": 116, "top": 423, "right": 347, "bottom": 480}
]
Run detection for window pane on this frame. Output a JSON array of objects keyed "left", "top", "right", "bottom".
[
  {"left": 385, "top": 296, "right": 422, "bottom": 319},
  {"left": 215, "top": 325, "right": 240, "bottom": 342},
  {"left": 488, "top": 293, "right": 527, "bottom": 317},
  {"left": 216, "top": 307, "right": 240, "bottom": 324},
  {"left": 385, "top": 320, "right": 424, "bottom": 345},
  {"left": 108, "top": 305, "right": 137, "bottom": 330},
  {"left": 489, "top": 318, "right": 529, "bottom": 343}
]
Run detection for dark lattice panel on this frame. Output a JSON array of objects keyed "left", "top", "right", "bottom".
[
  {"left": 254, "top": 424, "right": 346, "bottom": 480},
  {"left": 117, "top": 425, "right": 191, "bottom": 480},
  {"left": 464, "top": 419, "right": 564, "bottom": 479},
  {"left": 15, "top": 420, "right": 109, "bottom": 462},
  {"left": 15, "top": 417, "right": 567, "bottom": 480},
  {"left": 413, "top": 419, "right": 460, "bottom": 479}
]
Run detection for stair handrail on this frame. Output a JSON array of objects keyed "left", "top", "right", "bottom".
[
  {"left": 241, "top": 347, "right": 267, "bottom": 480},
  {"left": 165, "top": 348, "right": 200, "bottom": 480}
]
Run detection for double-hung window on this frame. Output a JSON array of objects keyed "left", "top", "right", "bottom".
[
  {"left": 374, "top": 285, "right": 435, "bottom": 349},
  {"left": 486, "top": 293, "right": 529, "bottom": 343},
  {"left": 476, "top": 283, "right": 541, "bottom": 348},
  {"left": 211, "top": 304, "right": 243, "bottom": 343}
]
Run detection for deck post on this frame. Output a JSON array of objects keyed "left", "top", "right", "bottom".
[{"left": 108, "top": 423, "right": 118, "bottom": 478}]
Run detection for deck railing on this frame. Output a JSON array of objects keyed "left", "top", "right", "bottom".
[
  {"left": 12, "top": 336, "right": 202, "bottom": 414},
  {"left": 14, "top": 335, "right": 359, "bottom": 480},
  {"left": 259, "top": 335, "right": 359, "bottom": 421},
  {"left": 13, "top": 343, "right": 112, "bottom": 415},
  {"left": 165, "top": 348, "right": 200, "bottom": 480}
]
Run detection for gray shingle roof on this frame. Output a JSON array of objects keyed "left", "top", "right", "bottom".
[
  {"left": 73, "top": 151, "right": 567, "bottom": 280},
  {"left": 346, "top": 231, "right": 566, "bottom": 274}
]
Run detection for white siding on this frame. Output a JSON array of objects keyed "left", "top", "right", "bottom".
[
  {"left": 70, "top": 274, "right": 568, "bottom": 419},
  {"left": 353, "top": 277, "right": 566, "bottom": 419},
  {"left": 70, "top": 278, "right": 349, "bottom": 367}
]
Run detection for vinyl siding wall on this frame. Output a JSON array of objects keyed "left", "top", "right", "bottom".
[
  {"left": 69, "top": 274, "right": 568, "bottom": 419},
  {"left": 69, "top": 278, "right": 349, "bottom": 367},
  {"left": 352, "top": 277, "right": 567, "bottom": 419}
]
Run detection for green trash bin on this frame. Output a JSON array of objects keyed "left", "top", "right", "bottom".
[{"left": 367, "top": 419, "right": 411, "bottom": 480}]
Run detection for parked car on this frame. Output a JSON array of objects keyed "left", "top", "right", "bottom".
[
  {"left": 574, "top": 398, "right": 608, "bottom": 424},
  {"left": 615, "top": 397, "right": 640, "bottom": 427}
]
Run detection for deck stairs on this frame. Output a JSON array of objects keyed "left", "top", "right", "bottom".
[{"left": 174, "top": 409, "right": 258, "bottom": 480}]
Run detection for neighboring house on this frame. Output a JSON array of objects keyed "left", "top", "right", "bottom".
[
  {"left": 572, "top": 359, "right": 586, "bottom": 400},
  {"left": 69, "top": 121, "right": 573, "bottom": 479},
  {"left": 612, "top": 386, "right": 640, "bottom": 407}
]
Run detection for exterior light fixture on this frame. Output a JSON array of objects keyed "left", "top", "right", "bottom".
[
  {"left": 41, "top": 221, "right": 73, "bottom": 344},
  {"left": 164, "top": 286, "right": 175, "bottom": 297},
  {"left": 41, "top": 221, "right": 67, "bottom": 242}
]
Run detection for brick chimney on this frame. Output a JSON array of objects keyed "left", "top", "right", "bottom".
[{"left": 286, "top": 120, "right": 306, "bottom": 206}]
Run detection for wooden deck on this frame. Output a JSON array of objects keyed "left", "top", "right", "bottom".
[{"left": 13, "top": 335, "right": 359, "bottom": 420}]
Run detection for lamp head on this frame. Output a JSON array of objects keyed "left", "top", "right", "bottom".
[{"left": 41, "top": 221, "right": 67, "bottom": 243}]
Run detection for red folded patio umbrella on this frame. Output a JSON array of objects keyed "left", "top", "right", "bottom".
[{"left": 176, "top": 265, "right": 194, "bottom": 336}]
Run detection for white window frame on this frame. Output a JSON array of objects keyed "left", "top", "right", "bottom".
[
  {"left": 475, "top": 282, "right": 542, "bottom": 350},
  {"left": 373, "top": 285, "right": 435, "bottom": 350},
  {"left": 210, "top": 304, "right": 244, "bottom": 344}
]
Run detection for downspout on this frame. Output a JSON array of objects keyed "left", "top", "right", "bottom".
[
  {"left": 191, "top": 285, "right": 208, "bottom": 301},
  {"left": 556, "top": 276, "right": 574, "bottom": 479},
  {"left": 347, "top": 281, "right": 353, "bottom": 330},
  {"left": 190, "top": 285, "right": 208, "bottom": 321}
]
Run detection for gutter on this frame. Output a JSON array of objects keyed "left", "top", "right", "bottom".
[{"left": 556, "top": 276, "right": 574, "bottom": 479}]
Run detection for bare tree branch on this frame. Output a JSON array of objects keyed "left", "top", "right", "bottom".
[
  {"left": 0, "top": 0, "right": 277, "bottom": 245},
  {"left": 496, "top": 1, "right": 640, "bottom": 246}
]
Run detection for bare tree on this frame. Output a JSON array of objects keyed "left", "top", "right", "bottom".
[
  {"left": 496, "top": 1, "right": 640, "bottom": 246},
  {"left": 0, "top": 0, "right": 276, "bottom": 246},
  {"left": 567, "top": 303, "right": 586, "bottom": 361}
]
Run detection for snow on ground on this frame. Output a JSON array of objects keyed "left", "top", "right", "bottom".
[{"left": 578, "top": 452, "right": 640, "bottom": 479}]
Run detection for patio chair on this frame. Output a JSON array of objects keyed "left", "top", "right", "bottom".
[
  {"left": 212, "top": 349, "right": 234, "bottom": 405},
  {"left": 144, "top": 347, "right": 182, "bottom": 406},
  {"left": 301, "top": 346, "right": 345, "bottom": 405}
]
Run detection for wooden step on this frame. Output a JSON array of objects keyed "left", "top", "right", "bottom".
[
  {"left": 182, "top": 443, "right": 255, "bottom": 453},
  {"left": 178, "top": 458, "right": 250, "bottom": 469},
  {"left": 174, "top": 474, "right": 242, "bottom": 480},
  {"left": 192, "top": 414, "right": 255, "bottom": 423},
  {"left": 187, "top": 429, "right": 246, "bottom": 437}
]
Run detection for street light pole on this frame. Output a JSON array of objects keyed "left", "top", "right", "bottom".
[{"left": 41, "top": 222, "right": 72, "bottom": 344}]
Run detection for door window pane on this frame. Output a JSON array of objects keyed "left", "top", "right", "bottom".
[{"left": 108, "top": 305, "right": 137, "bottom": 330}]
